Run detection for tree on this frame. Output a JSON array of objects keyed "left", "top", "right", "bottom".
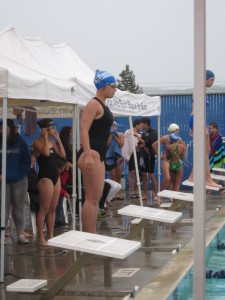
[{"left": 117, "top": 64, "right": 143, "bottom": 94}]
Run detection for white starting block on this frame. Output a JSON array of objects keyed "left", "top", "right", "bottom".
[
  {"left": 182, "top": 180, "right": 221, "bottom": 191},
  {"left": 211, "top": 173, "right": 225, "bottom": 181},
  {"left": 117, "top": 205, "right": 182, "bottom": 223},
  {"left": 158, "top": 190, "right": 194, "bottom": 202},
  {"left": 6, "top": 279, "right": 47, "bottom": 292},
  {"left": 160, "top": 203, "right": 173, "bottom": 208},
  {"left": 212, "top": 167, "right": 225, "bottom": 173},
  {"left": 48, "top": 230, "right": 141, "bottom": 259}
]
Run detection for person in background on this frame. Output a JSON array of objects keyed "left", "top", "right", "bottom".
[
  {"left": 106, "top": 121, "right": 124, "bottom": 200},
  {"left": 77, "top": 70, "right": 115, "bottom": 233},
  {"left": 0, "top": 119, "right": 31, "bottom": 244},
  {"left": 139, "top": 117, "right": 158, "bottom": 201},
  {"left": 55, "top": 156, "right": 71, "bottom": 228},
  {"left": 209, "top": 122, "right": 225, "bottom": 191},
  {"left": 209, "top": 122, "right": 225, "bottom": 171},
  {"left": 59, "top": 126, "right": 72, "bottom": 162},
  {"left": 122, "top": 118, "right": 144, "bottom": 198},
  {"left": 188, "top": 70, "right": 221, "bottom": 188},
  {"left": 33, "top": 118, "right": 65, "bottom": 246},
  {"left": 152, "top": 123, "right": 186, "bottom": 191},
  {"left": 166, "top": 133, "right": 186, "bottom": 196}
]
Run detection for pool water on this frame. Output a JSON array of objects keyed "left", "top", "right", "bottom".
[{"left": 168, "top": 227, "right": 225, "bottom": 300}]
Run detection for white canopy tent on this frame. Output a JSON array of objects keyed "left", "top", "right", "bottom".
[{"left": 0, "top": 27, "right": 161, "bottom": 282}]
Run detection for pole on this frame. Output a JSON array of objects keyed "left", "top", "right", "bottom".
[
  {"left": 157, "top": 115, "right": 161, "bottom": 201},
  {"left": 128, "top": 116, "right": 143, "bottom": 206},
  {"left": 0, "top": 97, "right": 7, "bottom": 282},
  {"left": 76, "top": 108, "right": 83, "bottom": 231},
  {"left": 72, "top": 105, "right": 77, "bottom": 230},
  {"left": 193, "top": 0, "right": 206, "bottom": 299}
]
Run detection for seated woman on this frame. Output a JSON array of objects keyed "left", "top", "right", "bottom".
[{"left": 166, "top": 133, "right": 186, "bottom": 196}]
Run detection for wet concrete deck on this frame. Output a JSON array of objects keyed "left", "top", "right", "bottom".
[{"left": 1, "top": 189, "right": 225, "bottom": 300}]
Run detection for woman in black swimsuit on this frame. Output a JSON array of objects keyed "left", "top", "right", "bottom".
[
  {"left": 78, "top": 70, "right": 116, "bottom": 233},
  {"left": 33, "top": 118, "right": 65, "bottom": 246}
]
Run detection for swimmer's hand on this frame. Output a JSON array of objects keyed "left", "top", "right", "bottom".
[
  {"left": 42, "top": 128, "right": 48, "bottom": 139},
  {"left": 160, "top": 154, "right": 166, "bottom": 160},
  {"left": 52, "top": 131, "right": 60, "bottom": 141}
]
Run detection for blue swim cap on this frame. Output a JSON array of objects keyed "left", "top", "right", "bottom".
[
  {"left": 170, "top": 133, "right": 180, "bottom": 142},
  {"left": 206, "top": 70, "right": 215, "bottom": 80},
  {"left": 94, "top": 70, "right": 116, "bottom": 90}
]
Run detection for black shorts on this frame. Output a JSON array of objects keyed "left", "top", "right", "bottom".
[
  {"left": 128, "top": 153, "right": 140, "bottom": 171},
  {"left": 141, "top": 156, "right": 155, "bottom": 174}
]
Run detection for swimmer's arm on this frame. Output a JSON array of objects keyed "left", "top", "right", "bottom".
[
  {"left": 166, "top": 145, "right": 172, "bottom": 160},
  {"left": 80, "top": 100, "right": 100, "bottom": 156},
  {"left": 181, "top": 145, "right": 186, "bottom": 160},
  {"left": 33, "top": 130, "right": 50, "bottom": 157},
  {"left": 114, "top": 132, "right": 124, "bottom": 148},
  {"left": 52, "top": 131, "right": 66, "bottom": 158},
  {"left": 152, "top": 135, "right": 167, "bottom": 155},
  {"left": 179, "top": 138, "right": 187, "bottom": 151}
]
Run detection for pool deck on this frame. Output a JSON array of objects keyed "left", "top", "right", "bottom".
[{"left": 1, "top": 189, "right": 225, "bottom": 300}]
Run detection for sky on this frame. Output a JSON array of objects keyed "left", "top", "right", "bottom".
[{"left": 0, "top": 0, "right": 224, "bottom": 88}]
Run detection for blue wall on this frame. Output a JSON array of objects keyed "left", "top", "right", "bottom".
[{"left": 20, "top": 93, "right": 225, "bottom": 190}]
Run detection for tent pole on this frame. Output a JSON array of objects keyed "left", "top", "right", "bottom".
[
  {"left": 76, "top": 108, "right": 83, "bottom": 231},
  {"left": 157, "top": 115, "right": 161, "bottom": 203},
  {"left": 129, "top": 116, "right": 143, "bottom": 206},
  {"left": 72, "top": 105, "right": 77, "bottom": 231},
  {"left": 1, "top": 97, "right": 7, "bottom": 283}
]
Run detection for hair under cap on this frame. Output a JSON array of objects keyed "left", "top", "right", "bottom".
[
  {"left": 37, "top": 118, "right": 55, "bottom": 129},
  {"left": 168, "top": 123, "right": 179, "bottom": 133},
  {"left": 94, "top": 70, "right": 116, "bottom": 90},
  {"left": 206, "top": 70, "right": 215, "bottom": 80},
  {"left": 170, "top": 132, "right": 180, "bottom": 142}
]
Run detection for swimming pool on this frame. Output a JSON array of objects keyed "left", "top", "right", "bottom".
[{"left": 168, "top": 226, "right": 225, "bottom": 300}]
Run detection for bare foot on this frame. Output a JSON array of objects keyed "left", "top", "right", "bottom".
[
  {"left": 188, "top": 177, "right": 193, "bottom": 182},
  {"left": 106, "top": 200, "right": 113, "bottom": 206},
  {"left": 142, "top": 194, "right": 148, "bottom": 201},
  {"left": 206, "top": 180, "right": 222, "bottom": 189},
  {"left": 24, "top": 232, "right": 33, "bottom": 238},
  {"left": 169, "top": 198, "right": 174, "bottom": 203},
  {"left": 38, "top": 239, "right": 48, "bottom": 247}
]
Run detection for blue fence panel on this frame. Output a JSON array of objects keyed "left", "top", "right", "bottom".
[{"left": 19, "top": 93, "right": 225, "bottom": 191}]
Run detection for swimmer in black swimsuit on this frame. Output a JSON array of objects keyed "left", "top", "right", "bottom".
[
  {"left": 33, "top": 118, "right": 65, "bottom": 246},
  {"left": 78, "top": 70, "right": 116, "bottom": 233}
]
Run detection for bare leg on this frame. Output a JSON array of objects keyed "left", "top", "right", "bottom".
[
  {"left": 188, "top": 130, "right": 221, "bottom": 188},
  {"left": 78, "top": 150, "right": 105, "bottom": 233},
  {"left": 142, "top": 172, "right": 148, "bottom": 200},
  {"left": 169, "top": 171, "right": 175, "bottom": 191},
  {"left": 128, "top": 170, "right": 135, "bottom": 194},
  {"left": 37, "top": 179, "right": 54, "bottom": 246},
  {"left": 46, "top": 178, "right": 61, "bottom": 239},
  {"left": 115, "top": 163, "right": 123, "bottom": 197},
  {"left": 161, "top": 160, "right": 170, "bottom": 190},
  {"left": 110, "top": 168, "right": 116, "bottom": 182},
  {"left": 173, "top": 166, "right": 183, "bottom": 191},
  {"left": 149, "top": 173, "right": 158, "bottom": 201}
]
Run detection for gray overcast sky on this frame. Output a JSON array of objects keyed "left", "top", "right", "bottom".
[{"left": 0, "top": 0, "right": 224, "bottom": 87}]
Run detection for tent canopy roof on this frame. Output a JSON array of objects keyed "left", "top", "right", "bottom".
[{"left": 0, "top": 27, "right": 160, "bottom": 116}]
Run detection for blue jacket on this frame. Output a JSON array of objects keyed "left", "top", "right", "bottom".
[{"left": 0, "top": 134, "right": 31, "bottom": 183}]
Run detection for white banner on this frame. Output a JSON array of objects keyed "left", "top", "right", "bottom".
[{"left": 106, "top": 91, "right": 161, "bottom": 116}]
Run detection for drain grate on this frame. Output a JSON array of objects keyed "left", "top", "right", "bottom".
[{"left": 112, "top": 268, "right": 140, "bottom": 277}]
